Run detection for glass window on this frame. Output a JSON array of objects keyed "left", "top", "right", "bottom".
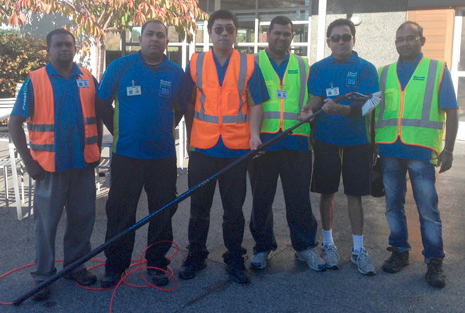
[
  {"left": 236, "top": 46, "right": 254, "bottom": 54},
  {"left": 293, "top": 24, "right": 308, "bottom": 43},
  {"left": 237, "top": 20, "right": 255, "bottom": 43},
  {"left": 195, "top": 24, "right": 205, "bottom": 44},
  {"left": 259, "top": 10, "right": 309, "bottom": 22},
  {"left": 166, "top": 47, "right": 182, "bottom": 66},
  {"left": 290, "top": 47, "right": 307, "bottom": 57},
  {"left": 259, "top": 0, "right": 308, "bottom": 9},
  {"left": 222, "top": 0, "right": 256, "bottom": 11},
  {"left": 168, "top": 26, "right": 181, "bottom": 43}
]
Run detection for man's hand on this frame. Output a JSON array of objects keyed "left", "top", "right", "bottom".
[
  {"left": 322, "top": 98, "right": 340, "bottom": 115},
  {"left": 24, "top": 160, "right": 46, "bottom": 181},
  {"left": 298, "top": 105, "right": 314, "bottom": 121},
  {"left": 437, "top": 150, "right": 453, "bottom": 173},
  {"left": 250, "top": 135, "right": 262, "bottom": 151}
]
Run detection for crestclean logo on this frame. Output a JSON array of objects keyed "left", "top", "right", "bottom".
[
  {"left": 287, "top": 69, "right": 298, "bottom": 74},
  {"left": 413, "top": 76, "right": 425, "bottom": 81}
]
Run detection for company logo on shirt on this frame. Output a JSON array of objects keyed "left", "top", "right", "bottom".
[
  {"left": 346, "top": 72, "right": 358, "bottom": 87},
  {"left": 287, "top": 69, "right": 298, "bottom": 74},
  {"left": 160, "top": 79, "right": 172, "bottom": 97},
  {"left": 413, "top": 76, "right": 425, "bottom": 81}
]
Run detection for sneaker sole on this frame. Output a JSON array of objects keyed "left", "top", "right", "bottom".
[
  {"left": 382, "top": 262, "right": 409, "bottom": 274},
  {"left": 295, "top": 254, "right": 326, "bottom": 272}
]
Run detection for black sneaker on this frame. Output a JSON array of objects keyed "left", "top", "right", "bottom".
[
  {"left": 31, "top": 281, "right": 51, "bottom": 302},
  {"left": 147, "top": 268, "right": 170, "bottom": 286},
  {"left": 179, "top": 253, "right": 207, "bottom": 280},
  {"left": 382, "top": 246, "right": 409, "bottom": 273},
  {"left": 100, "top": 271, "right": 124, "bottom": 288},
  {"left": 64, "top": 268, "right": 97, "bottom": 286},
  {"left": 425, "top": 258, "right": 446, "bottom": 288},
  {"left": 225, "top": 258, "right": 250, "bottom": 284}
]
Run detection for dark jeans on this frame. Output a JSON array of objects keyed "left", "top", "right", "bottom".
[
  {"left": 187, "top": 151, "right": 248, "bottom": 262},
  {"left": 104, "top": 154, "right": 177, "bottom": 274},
  {"left": 249, "top": 150, "right": 318, "bottom": 253}
]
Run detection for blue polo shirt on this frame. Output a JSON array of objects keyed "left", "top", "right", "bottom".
[
  {"left": 98, "top": 52, "right": 186, "bottom": 159},
  {"left": 185, "top": 50, "right": 269, "bottom": 158},
  {"left": 308, "top": 51, "right": 379, "bottom": 145},
  {"left": 260, "top": 50, "right": 311, "bottom": 151},
  {"left": 378, "top": 53, "right": 458, "bottom": 161},
  {"left": 12, "top": 63, "right": 97, "bottom": 172}
]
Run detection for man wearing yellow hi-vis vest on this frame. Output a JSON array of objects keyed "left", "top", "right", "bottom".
[
  {"left": 248, "top": 16, "right": 325, "bottom": 272},
  {"left": 376, "top": 21, "right": 458, "bottom": 289}
]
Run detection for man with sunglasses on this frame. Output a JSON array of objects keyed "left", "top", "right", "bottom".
[
  {"left": 376, "top": 21, "right": 458, "bottom": 288},
  {"left": 301, "top": 18, "right": 379, "bottom": 275},
  {"left": 248, "top": 16, "right": 325, "bottom": 272},
  {"left": 180, "top": 9, "right": 268, "bottom": 284}
]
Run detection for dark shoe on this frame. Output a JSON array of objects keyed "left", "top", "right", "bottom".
[
  {"left": 64, "top": 268, "right": 97, "bottom": 286},
  {"left": 100, "top": 271, "right": 124, "bottom": 288},
  {"left": 382, "top": 247, "right": 409, "bottom": 273},
  {"left": 225, "top": 259, "right": 250, "bottom": 284},
  {"left": 147, "top": 268, "right": 170, "bottom": 286},
  {"left": 425, "top": 258, "right": 446, "bottom": 288},
  {"left": 179, "top": 253, "right": 207, "bottom": 280},
  {"left": 31, "top": 281, "right": 51, "bottom": 302}
]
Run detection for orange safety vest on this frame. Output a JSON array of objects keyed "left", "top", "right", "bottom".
[
  {"left": 28, "top": 66, "right": 100, "bottom": 172},
  {"left": 190, "top": 50, "right": 255, "bottom": 149}
]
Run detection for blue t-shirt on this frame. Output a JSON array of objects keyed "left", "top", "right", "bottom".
[
  {"left": 97, "top": 53, "right": 186, "bottom": 159},
  {"left": 12, "top": 63, "right": 97, "bottom": 172},
  {"left": 308, "top": 51, "right": 379, "bottom": 145},
  {"left": 260, "top": 50, "right": 310, "bottom": 152},
  {"left": 378, "top": 53, "right": 458, "bottom": 161},
  {"left": 185, "top": 50, "right": 270, "bottom": 158}
]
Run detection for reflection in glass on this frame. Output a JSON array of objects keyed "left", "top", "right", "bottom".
[
  {"left": 459, "top": 13, "right": 465, "bottom": 71},
  {"left": 166, "top": 47, "right": 182, "bottom": 66},
  {"left": 259, "top": 0, "right": 308, "bottom": 9},
  {"left": 458, "top": 77, "right": 465, "bottom": 113}
]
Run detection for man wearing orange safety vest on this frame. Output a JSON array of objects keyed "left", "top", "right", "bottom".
[
  {"left": 376, "top": 21, "right": 458, "bottom": 288},
  {"left": 9, "top": 29, "right": 102, "bottom": 301},
  {"left": 179, "top": 9, "right": 269, "bottom": 284}
]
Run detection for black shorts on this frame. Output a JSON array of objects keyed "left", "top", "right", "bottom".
[{"left": 311, "top": 138, "right": 371, "bottom": 196}]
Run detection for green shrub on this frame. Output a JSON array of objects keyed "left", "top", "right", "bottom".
[{"left": 0, "top": 30, "right": 49, "bottom": 97}]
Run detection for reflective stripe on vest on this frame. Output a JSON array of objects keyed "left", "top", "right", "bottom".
[
  {"left": 194, "top": 52, "right": 249, "bottom": 124},
  {"left": 28, "top": 66, "right": 99, "bottom": 172},
  {"left": 255, "top": 50, "right": 310, "bottom": 136},
  {"left": 375, "top": 57, "right": 445, "bottom": 154}
]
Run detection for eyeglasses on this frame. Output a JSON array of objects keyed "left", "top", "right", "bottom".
[
  {"left": 329, "top": 34, "right": 353, "bottom": 43},
  {"left": 212, "top": 25, "right": 236, "bottom": 35},
  {"left": 395, "top": 36, "right": 421, "bottom": 44}
]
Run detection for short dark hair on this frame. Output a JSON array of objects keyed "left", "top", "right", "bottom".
[
  {"left": 141, "top": 20, "right": 168, "bottom": 36},
  {"left": 46, "top": 29, "right": 75, "bottom": 48},
  {"left": 207, "top": 9, "right": 238, "bottom": 31},
  {"left": 397, "top": 21, "right": 424, "bottom": 37},
  {"left": 269, "top": 16, "right": 294, "bottom": 33},
  {"left": 326, "top": 18, "right": 356, "bottom": 38}
]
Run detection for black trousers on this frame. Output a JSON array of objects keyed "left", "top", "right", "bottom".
[
  {"left": 187, "top": 151, "right": 248, "bottom": 262},
  {"left": 249, "top": 150, "right": 318, "bottom": 252},
  {"left": 104, "top": 154, "right": 177, "bottom": 274}
]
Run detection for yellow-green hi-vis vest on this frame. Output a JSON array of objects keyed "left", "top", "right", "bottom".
[
  {"left": 375, "top": 57, "right": 446, "bottom": 157},
  {"left": 255, "top": 50, "right": 310, "bottom": 136}
]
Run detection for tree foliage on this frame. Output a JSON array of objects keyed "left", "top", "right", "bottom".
[
  {"left": 1, "top": 0, "right": 208, "bottom": 78},
  {"left": 0, "top": 29, "right": 49, "bottom": 97}
]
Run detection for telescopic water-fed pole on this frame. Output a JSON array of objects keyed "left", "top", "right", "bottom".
[{"left": 13, "top": 92, "right": 378, "bottom": 305}]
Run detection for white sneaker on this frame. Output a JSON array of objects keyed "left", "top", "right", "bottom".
[
  {"left": 250, "top": 251, "right": 273, "bottom": 270},
  {"left": 295, "top": 248, "right": 326, "bottom": 271},
  {"left": 351, "top": 249, "right": 376, "bottom": 275},
  {"left": 321, "top": 244, "right": 340, "bottom": 270}
]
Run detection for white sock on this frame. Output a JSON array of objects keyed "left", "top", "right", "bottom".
[
  {"left": 352, "top": 235, "right": 363, "bottom": 252},
  {"left": 322, "top": 229, "right": 334, "bottom": 246}
]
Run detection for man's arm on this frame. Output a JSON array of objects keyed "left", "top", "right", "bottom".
[
  {"left": 299, "top": 95, "right": 322, "bottom": 120},
  {"left": 95, "top": 96, "right": 114, "bottom": 135},
  {"left": 249, "top": 103, "right": 264, "bottom": 150},
  {"left": 438, "top": 108, "right": 458, "bottom": 173},
  {"left": 8, "top": 115, "right": 45, "bottom": 180}
]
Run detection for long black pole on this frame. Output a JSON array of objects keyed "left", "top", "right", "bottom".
[{"left": 13, "top": 108, "right": 323, "bottom": 306}]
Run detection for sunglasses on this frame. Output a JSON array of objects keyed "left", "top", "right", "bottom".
[
  {"left": 329, "top": 34, "right": 353, "bottom": 43},
  {"left": 212, "top": 25, "right": 236, "bottom": 35}
]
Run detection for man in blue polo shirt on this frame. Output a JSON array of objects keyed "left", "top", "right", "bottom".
[
  {"left": 179, "top": 10, "right": 268, "bottom": 284},
  {"left": 96, "top": 20, "right": 186, "bottom": 288},
  {"left": 377, "top": 21, "right": 458, "bottom": 288},
  {"left": 248, "top": 16, "right": 325, "bottom": 272},
  {"left": 9, "top": 29, "right": 101, "bottom": 301},
  {"left": 302, "top": 18, "right": 379, "bottom": 275}
]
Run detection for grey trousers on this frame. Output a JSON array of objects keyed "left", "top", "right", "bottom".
[{"left": 31, "top": 167, "right": 96, "bottom": 281}]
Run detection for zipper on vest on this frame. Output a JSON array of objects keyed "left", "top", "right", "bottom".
[
  {"left": 219, "top": 85, "right": 223, "bottom": 134},
  {"left": 398, "top": 89, "right": 405, "bottom": 139}
]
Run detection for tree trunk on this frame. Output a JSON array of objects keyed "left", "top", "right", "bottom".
[{"left": 96, "top": 38, "right": 106, "bottom": 81}]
